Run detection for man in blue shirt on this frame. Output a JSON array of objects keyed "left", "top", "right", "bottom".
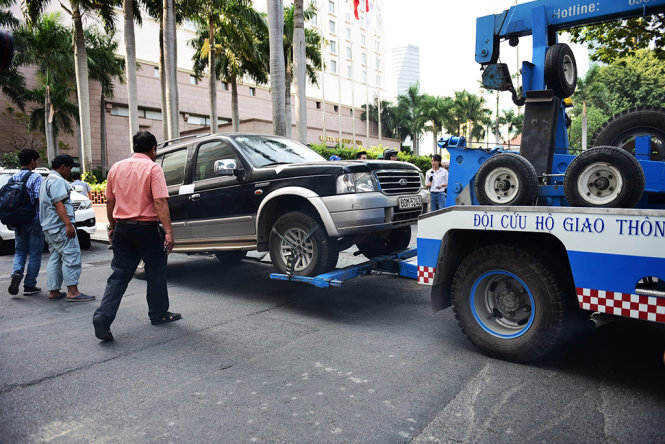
[
  {"left": 8, "top": 149, "right": 44, "bottom": 296},
  {"left": 39, "top": 154, "right": 95, "bottom": 302},
  {"left": 70, "top": 171, "right": 91, "bottom": 198}
]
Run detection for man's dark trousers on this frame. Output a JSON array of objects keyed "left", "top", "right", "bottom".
[{"left": 94, "top": 223, "right": 169, "bottom": 325}]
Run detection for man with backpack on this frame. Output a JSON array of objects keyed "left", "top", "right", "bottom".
[{"left": 3, "top": 149, "right": 44, "bottom": 296}]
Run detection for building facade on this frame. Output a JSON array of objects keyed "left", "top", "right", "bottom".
[
  {"left": 391, "top": 44, "right": 420, "bottom": 97},
  {"left": 0, "top": 1, "right": 397, "bottom": 171}
]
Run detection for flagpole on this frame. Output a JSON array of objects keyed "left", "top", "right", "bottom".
[
  {"left": 338, "top": 63, "right": 342, "bottom": 147},
  {"left": 321, "top": 35, "right": 326, "bottom": 144},
  {"left": 378, "top": 78, "right": 382, "bottom": 146}
]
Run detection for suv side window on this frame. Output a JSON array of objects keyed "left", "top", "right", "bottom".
[
  {"left": 194, "top": 140, "right": 240, "bottom": 181},
  {"left": 161, "top": 148, "right": 188, "bottom": 186}
]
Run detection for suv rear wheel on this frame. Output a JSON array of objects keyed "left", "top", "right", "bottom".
[{"left": 269, "top": 211, "right": 339, "bottom": 276}]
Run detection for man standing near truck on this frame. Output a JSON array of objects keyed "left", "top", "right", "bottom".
[{"left": 93, "top": 131, "right": 180, "bottom": 342}]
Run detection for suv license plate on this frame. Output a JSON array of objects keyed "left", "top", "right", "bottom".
[{"left": 398, "top": 196, "right": 422, "bottom": 210}]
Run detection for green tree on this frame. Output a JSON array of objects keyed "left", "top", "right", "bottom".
[
  {"left": 419, "top": 94, "right": 453, "bottom": 153},
  {"left": 499, "top": 109, "right": 523, "bottom": 144},
  {"left": 0, "top": 0, "right": 28, "bottom": 109},
  {"left": 191, "top": 3, "right": 268, "bottom": 131},
  {"left": 569, "top": 14, "right": 665, "bottom": 64},
  {"left": 16, "top": 13, "right": 76, "bottom": 162},
  {"left": 360, "top": 99, "right": 398, "bottom": 139},
  {"left": 395, "top": 84, "right": 426, "bottom": 155},
  {"left": 449, "top": 90, "right": 488, "bottom": 143}
]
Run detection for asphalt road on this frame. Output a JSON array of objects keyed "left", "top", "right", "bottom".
[{"left": 1, "top": 240, "right": 664, "bottom": 443}]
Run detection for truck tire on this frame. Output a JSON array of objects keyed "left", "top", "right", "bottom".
[
  {"left": 544, "top": 43, "right": 577, "bottom": 99},
  {"left": 356, "top": 225, "right": 411, "bottom": 259},
  {"left": 451, "top": 244, "right": 570, "bottom": 362},
  {"left": 269, "top": 211, "right": 339, "bottom": 277},
  {"left": 564, "top": 145, "right": 645, "bottom": 208},
  {"left": 77, "top": 230, "right": 91, "bottom": 249},
  {"left": 214, "top": 250, "right": 247, "bottom": 263},
  {"left": 591, "top": 106, "right": 665, "bottom": 161},
  {"left": 474, "top": 153, "right": 538, "bottom": 206}
]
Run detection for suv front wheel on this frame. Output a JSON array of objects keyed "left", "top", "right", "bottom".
[{"left": 269, "top": 211, "right": 339, "bottom": 277}]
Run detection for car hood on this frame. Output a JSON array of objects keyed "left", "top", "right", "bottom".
[{"left": 260, "top": 160, "right": 420, "bottom": 176}]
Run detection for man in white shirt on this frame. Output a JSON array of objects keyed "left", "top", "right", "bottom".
[{"left": 425, "top": 154, "right": 448, "bottom": 212}]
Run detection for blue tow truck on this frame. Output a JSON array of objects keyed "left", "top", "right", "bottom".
[{"left": 272, "top": 0, "right": 665, "bottom": 362}]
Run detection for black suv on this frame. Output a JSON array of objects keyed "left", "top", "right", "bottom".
[{"left": 155, "top": 133, "right": 428, "bottom": 276}]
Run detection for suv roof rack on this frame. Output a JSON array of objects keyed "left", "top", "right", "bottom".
[{"left": 158, "top": 133, "right": 211, "bottom": 149}]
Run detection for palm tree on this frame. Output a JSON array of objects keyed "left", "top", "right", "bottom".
[
  {"left": 499, "top": 109, "right": 523, "bottom": 145},
  {"left": 0, "top": 0, "right": 28, "bottom": 110},
  {"left": 292, "top": 0, "right": 306, "bottom": 143},
  {"left": 16, "top": 13, "right": 76, "bottom": 161},
  {"left": 191, "top": 3, "right": 268, "bottom": 132},
  {"left": 396, "top": 84, "right": 425, "bottom": 155},
  {"left": 24, "top": 0, "right": 118, "bottom": 173},
  {"left": 162, "top": 0, "right": 178, "bottom": 139},
  {"left": 282, "top": 3, "right": 321, "bottom": 138},
  {"left": 450, "top": 90, "right": 488, "bottom": 142},
  {"left": 267, "top": 0, "right": 286, "bottom": 136},
  {"left": 420, "top": 94, "right": 453, "bottom": 153},
  {"left": 123, "top": 0, "right": 142, "bottom": 140},
  {"left": 360, "top": 99, "right": 398, "bottom": 139}
]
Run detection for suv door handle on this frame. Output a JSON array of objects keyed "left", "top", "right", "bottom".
[{"left": 190, "top": 193, "right": 201, "bottom": 201}]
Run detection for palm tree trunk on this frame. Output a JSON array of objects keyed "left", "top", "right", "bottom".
[
  {"left": 163, "top": 0, "right": 179, "bottom": 139},
  {"left": 44, "top": 86, "right": 56, "bottom": 163},
  {"left": 72, "top": 4, "right": 92, "bottom": 173},
  {"left": 159, "top": 27, "right": 168, "bottom": 141},
  {"left": 285, "top": 67, "right": 292, "bottom": 138},
  {"left": 208, "top": 16, "right": 218, "bottom": 134},
  {"left": 231, "top": 77, "right": 239, "bottom": 132},
  {"left": 268, "top": 0, "right": 286, "bottom": 136},
  {"left": 124, "top": 0, "right": 140, "bottom": 145},
  {"left": 292, "top": 0, "right": 307, "bottom": 143}
]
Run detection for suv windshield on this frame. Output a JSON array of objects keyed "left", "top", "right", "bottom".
[{"left": 231, "top": 135, "right": 324, "bottom": 167}]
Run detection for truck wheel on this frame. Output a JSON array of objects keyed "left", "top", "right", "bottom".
[
  {"left": 544, "top": 43, "right": 577, "bottom": 99},
  {"left": 214, "top": 251, "right": 247, "bottom": 263},
  {"left": 356, "top": 225, "right": 411, "bottom": 259},
  {"left": 77, "top": 230, "right": 91, "bottom": 249},
  {"left": 474, "top": 153, "right": 538, "bottom": 206},
  {"left": 269, "top": 211, "right": 339, "bottom": 277},
  {"left": 591, "top": 106, "right": 665, "bottom": 161},
  {"left": 451, "top": 245, "right": 570, "bottom": 362},
  {"left": 564, "top": 145, "right": 645, "bottom": 208}
]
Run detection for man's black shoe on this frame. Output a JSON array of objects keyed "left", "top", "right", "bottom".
[
  {"left": 93, "top": 316, "right": 113, "bottom": 342},
  {"left": 23, "top": 286, "right": 41, "bottom": 295},
  {"left": 8, "top": 274, "right": 21, "bottom": 295}
]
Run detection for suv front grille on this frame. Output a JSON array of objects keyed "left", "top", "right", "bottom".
[{"left": 375, "top": 170, "right": 422, "bottom": 195}]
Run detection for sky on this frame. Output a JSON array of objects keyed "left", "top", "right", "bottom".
[{"left": 381, "top": 0, "right": 590, "bottom": 103}]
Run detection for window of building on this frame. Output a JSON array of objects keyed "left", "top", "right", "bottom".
[
  {"left": 310, "top": 12, "right": 318, "bottom": 26},
  {"left": 329, "top": 40, "right": 336, "bottom": 54},
  {"left": 316, "top": 101, "right": 321, "bottom": 109},
  {"left": 347, "top": 65, "right": 352, "bottom": 77},
  {"left": 189, "top": 74, "right": 198, "bottom": 85},
  {"left": 144, "top": 109, "right": 162, "bottom": 120},
  {"left": 110, "top": 105, "right": 129, "bottom": 117},
  {"left": 249, "top": 87, "right": 256, "bottom": 96},
  {"left": 334, "top": 105, "right": 339, "bottom": 112},
  {"left": 194, "top": 140, "right": 239, "bottom": 181},
  {"left": 221, "top": 82, "right": 228, "bottom": 91},
  {"left": 375, "top": 41, "right": 380, "bottom": 51},
  {"left": 329, "top": 20, "right": 336, "bottom": 34},
  {"left": 187, "top": 114, "right": 229, "bottom": 126},
  {"left": 376, "top": 74, "right": 381, "bottom": 86},
  {"left": 161, "top": 149, "right": 188, "bottom": 186},
  {"left": 362, "top": 70, "right": 367, "bottom": 82},
  {"left": 183, "top": 20, "right": 197, "bottom": 31},
  {"left": 330, "top": 59, "right": 337, "bottom": 74},
  {"left": 350, "top": 108, "right": 353, "bottom": 116},
  {"left": 153, "top": 66, "right": 160, "bottom": 78},
  {"left": 346, "top": 46, "right": 352, "bottom": 59},
  {"left": 360, "top": 15, "right": 365, "bottom": 28},
  {"left": 328, "top": 1, "right": 335, "bottom": 14},
  {"left": 361, "top": 52, "right": 367, "bottom": 65},
  {"left": 110, "top": 105, "right": 161, "bottom": 121},
  {"left": 361, "top": 34, "right": 366, "bottom": 47},
  {"left": 345, "top": 10, "right": 351, "bottom": 21},
  {"left": 345, "top": 27, "right": 351, "bottom": 40},
  {"left": 376, "top": 57, "right": 380, "bottom": 70}
]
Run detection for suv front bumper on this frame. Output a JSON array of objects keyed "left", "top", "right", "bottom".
[{"left": 317, "top": 190, "right": 430, "bottom": 236}]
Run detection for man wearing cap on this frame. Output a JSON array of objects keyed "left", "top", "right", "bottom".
[
  {"left": 39, "top": 154, "right": 95, "bottom": 302},
  {"left": 93, "top": 131, "right": 178, "bottom": 342}
]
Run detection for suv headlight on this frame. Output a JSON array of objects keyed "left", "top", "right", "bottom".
[
  {"left": 419, "top": 172, "right": 426, "bottom": 189},
  {"left": 77, "top": 200, "right": 92, "bottom": 210},
  {"left": 336, "top": 173, "right": 377, "bottom": 194}
]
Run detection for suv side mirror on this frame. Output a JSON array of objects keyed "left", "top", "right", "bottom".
[{"left": 214, "top": 159, "right": 237, "bottom": 176}]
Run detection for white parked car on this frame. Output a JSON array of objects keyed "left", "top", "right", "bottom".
[{"left": 0, "top": 167, "right": 96, "bottom": 254}]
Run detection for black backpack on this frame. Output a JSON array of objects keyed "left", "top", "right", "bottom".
[{"left": 0, "top": 171, "right": 36, "bottom": 225}]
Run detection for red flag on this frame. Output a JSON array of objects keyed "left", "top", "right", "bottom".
[{"left": 353, "top": 0, "right": 369, "bottom": 20}]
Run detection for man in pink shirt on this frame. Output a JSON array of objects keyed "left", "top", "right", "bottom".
[{"left": 93, "top": 131, "right": 180, "bottom": 342}]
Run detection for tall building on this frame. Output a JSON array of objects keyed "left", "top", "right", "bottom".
[
  {"left": 0, "top": 1, "right": 396, "bottom": 171},
  {"left": 391, "top": 44, "right": 420, "bottom": 96}
]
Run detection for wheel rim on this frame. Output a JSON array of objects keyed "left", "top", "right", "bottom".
[
  {"left": 484, "top": 167, "right": 520, "bottom": 204},
  {"left": 609, "top": 129, "right": 665, "bottom": 161},
  {"left": 279, "top": 227, "right": 314, "bottom": 272},
  {"left": 576, "top": 162, "right": 624, "bottom": 205},
  {"left": 562, "top": 54, "right": 576, "bottom": 87},
  {"left": 470, "top": 270, "right": 535, "bottom": 338}
]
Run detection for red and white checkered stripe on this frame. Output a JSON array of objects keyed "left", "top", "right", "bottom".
[
  {"left": 417, "top": 266, "right": 435, "bottom": 285},
  {"left": 577, "top": 288, "right": 665, "bottom": 324}
]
